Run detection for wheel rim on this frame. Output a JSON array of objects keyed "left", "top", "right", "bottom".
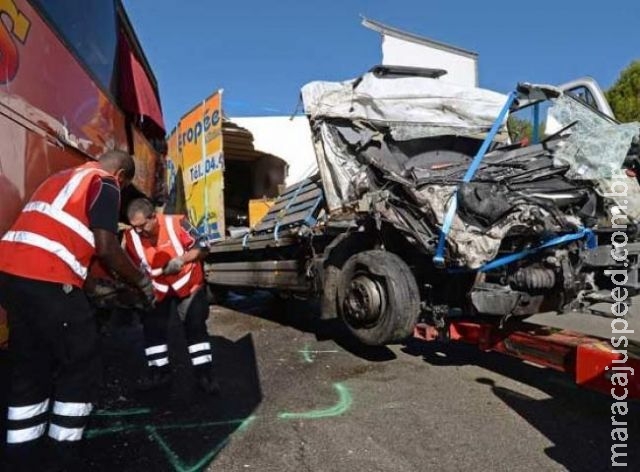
[{"left": 343, "top": 274, "right": 385, "bottom": 327}]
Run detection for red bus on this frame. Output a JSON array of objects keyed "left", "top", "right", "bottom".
[{"left": 0, "top": 0, "right": 166, "bottom": 346}]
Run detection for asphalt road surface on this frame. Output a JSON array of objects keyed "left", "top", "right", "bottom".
[{"left": 1, "top": 292, "right": 639, "bottom": 471}]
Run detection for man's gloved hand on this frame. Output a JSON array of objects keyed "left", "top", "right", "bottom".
[
  {"left": 163, "top": 257, "right": 185, "bottom": 275},
  {"left": 136, "top": 274, "right": 156, "bottom": 307}
]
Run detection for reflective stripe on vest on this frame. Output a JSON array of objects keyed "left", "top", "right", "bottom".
[
  {"left": 128, "top": 231, "right": 170, "bottom": 292},
  {"left": 153, "top": 281, "right": 169, "bottom": 293},
  {"left": 128, "top": 215, "right": 193, "bottom": 294},
  {"left": 0, "top": 165, "right": 107, "bottom": 282},
  {"left": 129, "top": 230, "right": 162, "bottom": 276},
  {"left": 165, "top": 216, "right": 185, "bottom": 256},
  {"left": 172, "top": 271, "right": 191, "bottom": 291},
  {"left": 52, "top": 168, "right": 98, "bottom": 208},
  {"left": 2, "top": 231, "right": 88, "bottom": 280},
  {"left": 23, "top": 201, "right": 95, "bottom": 246}
]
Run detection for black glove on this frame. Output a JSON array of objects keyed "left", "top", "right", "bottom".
[{"left": 136, "top": 274, "right": 156, "bottom": 307}]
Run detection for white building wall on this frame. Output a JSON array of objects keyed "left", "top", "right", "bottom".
[
  {"left": 230, "top": 115, "right": 318, "bottom": 186},
  {"left": 382, "top": 35, "right": 477, "bottom": 88}
]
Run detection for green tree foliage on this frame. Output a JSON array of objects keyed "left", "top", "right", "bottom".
[
  {"left": 606, "top": 60, "right": 640, "bottom": 122},
  {"left": 507, "top": 116, "right": 533, "bottom": 143},
  {"left": 507, "top": 115, "right": 546, "bottom": 144}
]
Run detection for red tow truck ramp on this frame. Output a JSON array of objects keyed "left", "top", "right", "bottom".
[{"left": 414, "top": 300, "right": 640, "bottom": 400}]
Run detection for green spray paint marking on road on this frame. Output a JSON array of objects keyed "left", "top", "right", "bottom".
[
  {"left": 299, "top": 345, "right": 339, "bottom": 364},
  {"left": 86, "top": 413, "right": 258, "bottom": 472},
  {"left": 94, "top": 408, "right": 151, "bottom": 417},
  {"left": 85, "top": 417, "right": 251, "bottom": 438},
  {"left": 147, "top": 416, "right": 257, "bottom": 472},
  {"left": 86, "top": 338, "right": 351, "bottom": 471},
  {"left": 236, "top": 415, "right": 257, "bottom": 433},
  {"left": 278, "top": 383, "right": 352, "bottom": 420},
  {"left": 148, "top": 426, "right": 230, "bottom": 472},
  {"left": 87, "top": 380, "right": 351, "bottom": 440},
  {"left": 300, "top": 343, "right": 314, "bottom": 363},
  {"left": 85, "top": 423, "right": 137, "bottom": 439},
  {"left": 155, "top": 417, "right": 253, "bottom": 432}
]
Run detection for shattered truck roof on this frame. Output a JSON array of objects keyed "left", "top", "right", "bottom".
[{"left": 302, "top": 69, "right": 510, "bottom": 141}]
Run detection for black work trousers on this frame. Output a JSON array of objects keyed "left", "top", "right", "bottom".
[
  {"left": 142, "top": 286, "right": 213, "bottom": 374},
  {"left": 0, "top": 272, "right": 99, "bottom": 471}
]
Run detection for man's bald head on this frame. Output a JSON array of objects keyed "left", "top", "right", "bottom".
[{"left": 98, "top": 150, "right": 135, "bottom": 186}]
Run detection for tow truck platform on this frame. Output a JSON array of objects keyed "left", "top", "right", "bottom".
[{"left": 415, "top": 299, "right": 640, "bottom": 400}]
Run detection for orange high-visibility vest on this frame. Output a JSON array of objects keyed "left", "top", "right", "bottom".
[
  {"left": 0, "top": 162, "right": 114, "bottom": 287},
  {"left": 123, "top": 215, "right": 204, "bottom": 301}
]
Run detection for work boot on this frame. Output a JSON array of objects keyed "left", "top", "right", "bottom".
[
  {"left": 195, "top": 367, "right": 220, "bottom": 395},
  {"left": 136, "top": 367, "right": 171, "bottom": 392}
]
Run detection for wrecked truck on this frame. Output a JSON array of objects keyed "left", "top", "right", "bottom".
[{"left": 205, "top": 66, "right": 640, "bottom": 347}]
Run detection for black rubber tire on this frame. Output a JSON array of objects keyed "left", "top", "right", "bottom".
[{"left": 337, "top": 250, "right": 420, "bottom": 346}]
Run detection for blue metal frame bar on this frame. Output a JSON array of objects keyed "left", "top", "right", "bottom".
[
  {"left": 445, "top": 228, "right": 597, "bottom": 274},
  {"left": 479, "top": 228, "right": 596, "bottom": 272},
  {"left": 274, "top": 179, "right": 309, "bottom": 241},
  {"left": 274, "top": 196, "right": 323, "bottom": 240},
  {"left": 433, "top": 91, "right": 517, "bottom": 268}
]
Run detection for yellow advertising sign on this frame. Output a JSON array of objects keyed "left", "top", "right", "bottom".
[{"left": 177, "top": 90, "right": 224, "bottom": 240}]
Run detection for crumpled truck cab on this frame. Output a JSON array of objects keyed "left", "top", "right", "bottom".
[{"left": 206, "top": 66, "right": 640, "bottom": 346}]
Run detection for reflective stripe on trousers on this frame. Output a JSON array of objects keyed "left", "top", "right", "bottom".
[
  {"left": 6, "top": 399, "right": 50, "bottom": 444},
  {"left": 188, "top": 341, "right": 212, "bottom": 366},
  {"left": 146, "top": 344, "right": 169, "bottom": 367},
  {"left": 48, "top": 401, "right": 93, "bottom": 442}
]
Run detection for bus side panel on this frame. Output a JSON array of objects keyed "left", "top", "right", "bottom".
[
  {"left": 0, "top": 1, "right": 134, "bottom": 227},
  {"left": 0, "top": 112, "right": 91, "bottom": 234},
  {"left": 5, "top": 1, "right": 128, "bottom": 152}
]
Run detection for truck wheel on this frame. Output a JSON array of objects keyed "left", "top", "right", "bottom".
[{"left": 337, "top": 250, "right": 420, "bottom": 346}]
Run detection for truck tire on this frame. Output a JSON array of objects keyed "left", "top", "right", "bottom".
[{"left": 337, "top": 250, "right": 420, "bottom": 346}]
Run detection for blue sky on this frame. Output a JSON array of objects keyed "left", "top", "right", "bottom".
[{"left": 123, "top": 0, "right": 639, "bottom": 132}]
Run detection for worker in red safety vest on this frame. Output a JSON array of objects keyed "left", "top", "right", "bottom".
[
  {"left": 122, "top": 198, "right": 219, "bottom": 395},
  {"left": 0, "top": 150, "right": 155, "bottom": 471}
]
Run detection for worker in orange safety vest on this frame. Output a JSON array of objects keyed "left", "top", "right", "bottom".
[
  {"left": 0, "top": 151, "right": 155, "bottom": 472},
  {"left": 122, "top": 198, "right": 219, "bottom": 395}
]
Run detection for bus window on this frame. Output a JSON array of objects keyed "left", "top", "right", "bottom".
[{"left": 30, "top": 0, "right": 118, "bottom": 94}]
